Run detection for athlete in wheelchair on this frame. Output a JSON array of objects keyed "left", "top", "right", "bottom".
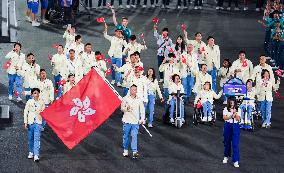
[{"left": 193, "top": 82, "right": 222, "bottom": 125}]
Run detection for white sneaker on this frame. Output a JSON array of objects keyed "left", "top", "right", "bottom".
[
  {"left": 201, "top": 117, "right": 207, "bottom": 121},
  {"left": 126, "top": 5, "right": 130, "bottom": 8},
  {"left": 119, "top": 5, "right": 123, "bottom": 8},
  {"left": 25, "top": 16, "right": 31, "bottom": 22},
  {"left": 123, "top": 150, "right": 128, "bottom": 157},
  {"left": 222, "top": 157, "right": 228, "bottom": 164},
  {"left": 142, "top": 5, "right": 146, "bottom": 8},
  {"left": 183, "top": 6, "right": 188, "bottom": 9},
  {"left": 208, "top": 116, "right": 212, "bottom": 122},
  {"left": 234, "top": 7, "right": 240, "bottom": 11},
  {"left": 151, "top": 4, "right": 155, "bottom": 8},
  {"left": 216, "top": 6, "right": 220, "bottom": 10},
  {"left": 194, "top": 6, "right": 198, "bottom": 9},
  {"left": 117, "top": 82, "right": 122, "bottom": 87},
  {"left": 8, "top": 95, "right": 13, "bottom": 100},
  {"left": 227, "top": 7, "right": 231, "bottom": 10},
  {"left": 131, "top": 5, "right": 136, "bottom": 8},
  {"left": 233, "top": 161, "right": 240, "bottom": 168},
  {"left": 159, "top": 79, "right": 164, "bottom": 83},
  {"left": 220, "top": 7, "right": 224, "bottom": 9},
  {"left": 148, "top": 124, "right": 153, "bottom": 128},
  {"left": 111, "top": 80, "right": 115, "bottom": 85},
  {"left": 177, "top": 6, "right": 181, "bottom": 9},
  {"left": 28, "top": 152, "right": 34, "bottom": 159},
  {"left": 240, "top": 119, "right": 244, "bottom": 124},
  {"left": 17, "top": 97, "right": 22, "bottom": 102},
  {"left": 262, "top": 123, "right": 266, "bottom": 128},
  {"left": 170, "top": 118, "right": 174, "bottom": 123},
  {"left": 247, "top": 120, "right": 251, "bottom": 125},
  {"left": 255, "top": 8, "right": 260, "bottom": 12},
  {"left": 32, "top": 21, "right": 40, "bottom": 27},
  {"left": 161, "top": 5, "right": 165, "bottom": 9},
  {"left": 243, "top": 7, "right": 248, "bottom": 11},
  {"left": 223, "top": 101, "right": 227, "bottom": 105},
  {"left": 199, "top": 6, "right": 202, "bottom": 9},
  {"left": 34, "top": 155, "right": 39, "bottom": 162},
  {"left": 42, "top": 19, "right": 50, "bottom": 24},
  {"left": 181, "top": 118, "right": 185, "bottom": 123}
]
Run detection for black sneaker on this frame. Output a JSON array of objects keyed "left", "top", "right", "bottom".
[{"left": 132, "top": 152, "right": 139, "bottom": 159}]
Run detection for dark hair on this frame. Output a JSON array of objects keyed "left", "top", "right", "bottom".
[
  {"left": 175, "top": 35, "right": 186, "bottom": 54},
  {"left": 227, "top": 96, "right": 238, "bottom": 110},
  {"left": 133, "top": 51, "right": 140, "bottom": 56},
  {"left": 69, "top": 49, "right": 75, "bottom": 53},
  {"left": 75, "top": 35, "right": 81, "bottom": 42},
  {"left": 239, "top": 50, "right": 246, "bottom": 55},
  {"left": 200, "top": 64, "right": 207, "bottom": 68},
  {"left": 31, "top": 88, "right": 40, "bottom": 94},
  {"left": 203, "top": 81, "right": 211, "bottom": 90},
  {"left": 130, "top": 53, "right": 136, "bottom": 58},
  {"left": 85, "top": 43, "right": 92, "bottom": 47},
  {"left": 95, "top": 51, "right": 101, "bottom": 55},
  {"left": 122, "top": 17, "right": 128, "bottom": 20},
  {"left": 130, "top": 35, "right": 137, "bottom": 41},
  {"left": 130, "top": 84, "right": 137, "bottom": 88},
  {"left": 27, "top": 53, "right": 34, "bottom": 57},
  {"left": 246, "top": 79, "right": 253, "bottom": 85},
  {"left": 146, "top": 68, "right": 156, "bottom": 82},
  {"left": 207, "top": 36, "right": 214, "bottom": 41},
  {"left": 68, "top": 73, "right": 75, "bottom": 78},
  {"left": 168, "top": 53, "right": 175, "bottom": 58},
  {"left": 195, "top": 32, "right": 202, "bottom": 36},
  {"left": 171, "top": 74, "right": 180, "bottom": 82},
  {"left": 223, "top": 58, "right": 232, "bottom": 76},
  {"left": 261, "top": 69, "right": 270, "bottom": 79},
  {"left": 259, "top": 54, "right": 266, "bottom": 58},
  {"left": 162, "top": 28, "right": 169, "bottom": 32},
  {"left": 58, "top": 44, "right": 64, "bottom": 49},
  {"left": 40, "top": 69, "right": 46, "bottom": 73},
  {"left": 14, "top": 42, "right": 22, "bottom": 48}
]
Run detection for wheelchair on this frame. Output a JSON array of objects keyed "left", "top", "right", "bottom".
[
  {"left": 163, "top": 91, "right": 186, "bottom": 129},
  {"left": 192, "top": 101, "right": 216, "bottom": 126}
]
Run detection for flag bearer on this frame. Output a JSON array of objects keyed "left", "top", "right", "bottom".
[{"left": 121, "top": 84, "right": 145, "bottom": 159}]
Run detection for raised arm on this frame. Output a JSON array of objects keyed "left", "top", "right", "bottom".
[{"left": 111, "top": 8, "right": 118, "bottom": 26}]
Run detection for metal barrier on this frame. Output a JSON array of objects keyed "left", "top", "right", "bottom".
[{"left": 0, "top": 0, "right": 17, "bottom": 43}]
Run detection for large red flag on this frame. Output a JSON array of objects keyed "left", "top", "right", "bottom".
[{"left": 40, "top": 68, "right": 122, "bottom": 149}]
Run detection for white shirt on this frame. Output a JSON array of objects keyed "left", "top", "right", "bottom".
[
  {"left": 35, "top": 79, "right": 54, "bottom": 105},
  {"left": 5, "top": 51, "right": 25, "bottom": 75},
  {"left": 81, "top": 51, "right": 97, "bottom": 75},
  {"left": 193, "top": 72, "right": 212, "bottom": 93},
  {"left": 218, "top": 67, "right": 232, "bottom": 87},
  {"left": 18, "top": 62, "right": 40, "bottom": 88},
  {"left": 241, "top": 88, "right": 256, "bottom": 106},
  {"left": 51, "top": 53, "right": 67, "bottom": 76},
  {"left": 127, "top": 75, "right": 148, "bottom": 103},
  {"left": 230, "top": 58, "right": 254, "bottom": 83},
  {"left": 121, "top": 95, "right": 145, "bottom": 124},
  {"left": 204, "top": 44, "right": 221, "bottom": 71},
  {"left": 63, "top": 81, "right": 76, "bottom": 94},
  {"left": 168, "top": 82, "right": 185, "bottom": 101},
  {"left": 63, "top": 31, "right": 75, "bottom": 52},
  {"left": 256, "top": 79, "right": 279, "bottom": 101},
  {"left": 69, "top": 42, "right": 84, "bottom": 57},
  {"left": 159, "top": 62, "right": 180, "bottom": 88},
  {"left": 185, "top": 39, "right": 206, "bottom": 64},
  {"left": 104, "top": 32, "right": 127, "bottom": 58},
  {"left": 24, "top": 98, "right": 45, "bottom": 125},
  {"left": 179, "top": 52, "right": 199, "bottom": 78},
  {"left": 154, "top": 30, "right": 174, "bottom": 56},
  {"left": 251, "top": 63, "right": 275, "bottom": 84},
  {"left": 194, "top": 89, "right": 222, "bottom": 104},
  {"left": 123, "top": 42, "right": 147, "bottom": 59},
  {"left": 223, "top": 107, "right": 241, "bottom": 123},
  {"left": 65, "top": 58, "right": 83, "bottom": 83},
  {"left": 146, "top": 78, "right": 163, "bottom": 99}
]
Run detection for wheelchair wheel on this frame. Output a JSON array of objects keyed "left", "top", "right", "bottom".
[{"left": 176, "top": 119, "right": 182, "bottom": 129}]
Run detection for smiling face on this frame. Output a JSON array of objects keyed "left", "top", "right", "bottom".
[
  {"left": 239, "top": 53, "right": 246, "bottom": 61},
  {"left": 115, "top": 30, "right": 123, "bottom": 38},
  {"left": 223, "top": 60, "right": 229, "bottom": 68},
  {"left": 173, "top": 75, "right": 180, "bottom": 84},
  {"left": 27, "top": 54, "right": 34, "bottom": 64},
  {"left": 32, "top": 90, "right": 40, "bottom": 99},
  {"left": 85, "top": 45, "right": 92, "bottom": 53},
  {"left": 187, "top": 44, "right": 194, "bottom": 52},
  {"left": 147, "top": 68, "right": 154, "bottom": 76},
  {"left": 40, "top": 70, "right": 47, "bottom": 80},
  {"left": 57, "top": 46, "right": 63, "bottom": 54},
  {"left": 203, "top": 82, "right": 210, "bottom": 90},
  {"left": 259, "top": 56, "right": 266, "bottom": 65},
  {"left": 208, "top": 38, "right": 215, "bottom": 46},
  {"left": 122, "top": 18, "right": 128, "bottom": 27},
  {"left": 176, "top": 36, "right": 183, "bottom": 44},
  {"left": 195, "top": 33, "right": 202, "bottom": 41}
]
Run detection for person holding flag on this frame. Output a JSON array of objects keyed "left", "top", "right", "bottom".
[
  {"left": 111, "top": 8, "right": 132, "bottom": 41},
  {"left": 123, "top": 35, "right": 147, "bottom": 63},
  {"left": 121, "top": 84, "right": 146, "bottom": 159},
  {"left": 24, "top": 88, "right": 45, "bottom": 162},
  {"left": 94, "top": 51, "right": 108, "bottom": 77},
  {"left": 5, "top": 43, "right": 26, "bottom": 101},
  {"left": 64, "top": 49, "right": 83, "bottom": 84},
  {"left": 81, "top": 43, "right": 97, "bottom": 76},
  {"left": 154, "top": 25, "right": 174, "bottom": 83},
  {"left": 104, "top": 23, "right": 127, "bottom": 86},
  {"left": 63, "top": 73, "right": 76, "bottom": 94},
  {"left": 51, "top": 45, "right": 67, "bottom": 99},
  {"left": 230, "top": 50, "right": 254, "bottom": 83}
]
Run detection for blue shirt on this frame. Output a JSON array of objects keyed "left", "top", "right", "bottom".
[{"left": 61, "top": 0, "right": 72, "bottom": 7}]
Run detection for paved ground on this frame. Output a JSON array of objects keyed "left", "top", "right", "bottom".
[{"left": 0, "top": 1, "right": 284, "bottom": 173}]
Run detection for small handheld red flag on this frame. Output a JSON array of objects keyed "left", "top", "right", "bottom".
[
  {"left": 106, "top": 68, "right": 112, "bottom": 75},
  {"left": 242, "top": 60, "right": 248, "bottom": 67},
  {"left": 152, "top": 17, "right": 159, "bottom": 24},
  {"left": 96, "top": 17, "right": 105, "bottom": 23},
  {"left": 181, "top": 55, "right": 186, "bottom": 63},
  {"left": 3, "top": 60, "right": 11, "bottom": 70},
  {"left": 181, "top": 24, "right": 187, "bottom": 31},
  {"left": 57, "top": 79, "right": 67, "bottom": 86},
  {"left": 275, "top": 69, "right": 283, "bottom": 77},
  {"left": 106, "top": 58, "right": 111, "bottom": 65},
  {"left": 52, "top": 43, "right": 59, "bottom": 49},
  {"left": 14, "top": 91, "right": 19, "bottom": 97},
  {"left": 140, "top": 33, "right": 145, "bottom": 39}
]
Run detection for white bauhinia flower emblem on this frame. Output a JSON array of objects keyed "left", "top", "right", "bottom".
[{"left": 70, "top": 96, "right": 96, "bottom": 122}]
